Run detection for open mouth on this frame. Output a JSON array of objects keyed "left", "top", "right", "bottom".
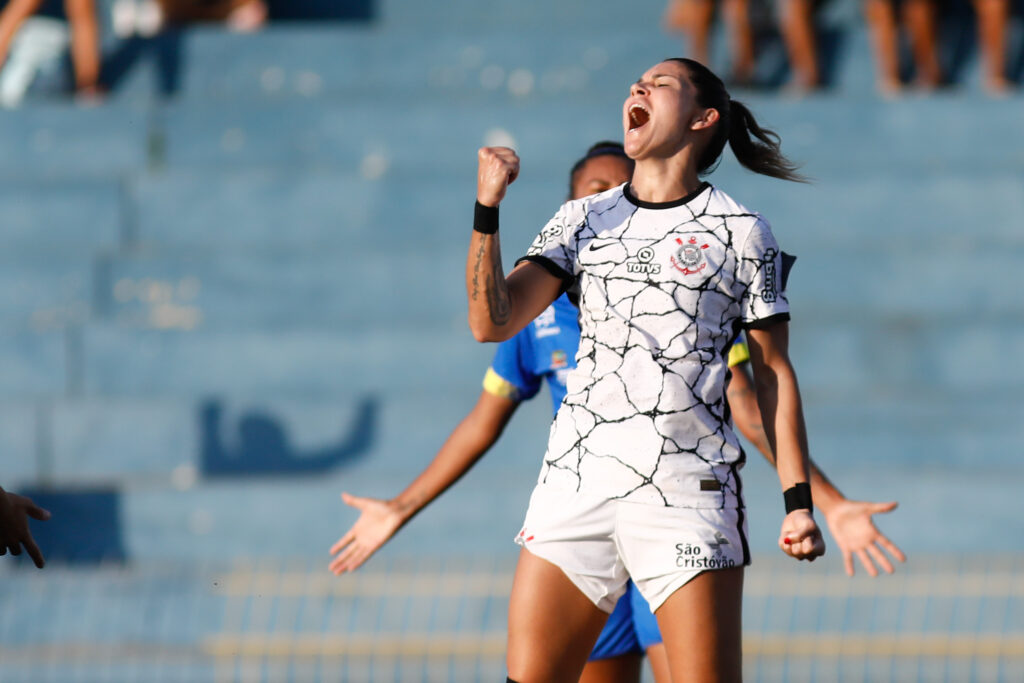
[{"left": 628, "top": 104, "right": 650, "bottom": 131}]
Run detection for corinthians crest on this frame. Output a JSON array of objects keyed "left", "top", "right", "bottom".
[{"left": 671, "top": 236, "right": 709, "bottom": 275}]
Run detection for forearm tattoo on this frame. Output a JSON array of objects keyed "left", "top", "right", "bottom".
[
  {"left": 470, "top": 236, "right": 487, "bottom": 302},
  {"left": 471, "top": 234, "right": 511, "bottom": 324},
  {"left": 486, "top": 259, "right": 511, "bottom": 325}
]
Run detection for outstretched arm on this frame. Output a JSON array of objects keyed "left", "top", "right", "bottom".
[
  {"left": 468, "top": 147, "right": 563, "bottom": 342},
  {"left": 745, "top": 323, "right": 825, "bottom": 562},
  {"left": 329, "top": 391, "right": 519, "bottom": 573},
  {"left": 0, "top": 485, "right": 51, "bottom": 569},
  {"left": 727, "top": 361, "right": 905, "bottom": 576}
]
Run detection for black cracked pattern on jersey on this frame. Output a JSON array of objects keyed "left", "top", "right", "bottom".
[{"left": 526, "top": 188, "right": 786, "bottom": 509}]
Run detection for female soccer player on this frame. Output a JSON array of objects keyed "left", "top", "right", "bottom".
[
  {"left": 333, "top": 143, "right": 903, "bottom": 682},
  {"left": 468, "top": 58, "right": 824, "bottom": 682}
]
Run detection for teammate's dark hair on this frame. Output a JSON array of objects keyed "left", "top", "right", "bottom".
[
  {"left": 666, "top": 58, "right": 806, "bottom": 182},
  {"left": 568, "top": 141, "right": 633, "bottom": 198}
]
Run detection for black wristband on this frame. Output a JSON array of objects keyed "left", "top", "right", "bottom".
[
  {"left": 473, "top": 201, "right": 499, "bottom": 235},
  {"left": 783, "top": 483, "right": 813, "bottom": 514}
]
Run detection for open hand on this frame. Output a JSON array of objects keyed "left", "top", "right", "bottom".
[
  {"left": 823, "top": 499, "right": 905, "bottom": 576},
  {"left": 329, "top": 493, "right": 406, "bottom": 574}
]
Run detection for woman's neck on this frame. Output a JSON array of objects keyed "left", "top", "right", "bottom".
[{"left": 629, "top": 156, "right": 702, "bottom": 204}]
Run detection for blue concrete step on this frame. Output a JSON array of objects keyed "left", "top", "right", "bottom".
[
  {"left": 0, "top": 178, "right": 122, "bottom": 249},
  {"left": 153, "top": 95, "right": 1023, "bottom": 178},
  {"left": 95, "top": 247, "right": 500, "bottom": 330},
  {"left": 0, "top": 254, "right": 94, "bottom": 328},
  {"left": 129, "top": 169, "right": 565, "bottom": 252},
  {"left": 79, "top": 325, "right": 494, "bottom": 397},
  {"left": 0, "top": 104, "right": 149, "bottom": 176},
  {"left": 0, "top": 330, "right": 69, "bottom": 398}
]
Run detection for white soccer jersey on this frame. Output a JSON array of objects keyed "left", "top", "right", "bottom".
[{"left": 519, "top": 182, "right": 790, "bottom": 509}]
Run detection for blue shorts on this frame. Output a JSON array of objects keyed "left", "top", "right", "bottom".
[{"left": 588, "top": 581, "right": 663, "bottom": 660}]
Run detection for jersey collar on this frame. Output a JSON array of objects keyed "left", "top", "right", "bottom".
[{"left": 623, "top": 181, "right": 710, "bottom": 210}]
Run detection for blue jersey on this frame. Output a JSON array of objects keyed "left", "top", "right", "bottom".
[{"left": 482, "top": 293, "right": 580, "bottom": 415}]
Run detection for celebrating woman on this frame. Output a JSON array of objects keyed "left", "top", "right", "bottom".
[{"left": 466, "top": 58, "right": 825, "bottom": 682}]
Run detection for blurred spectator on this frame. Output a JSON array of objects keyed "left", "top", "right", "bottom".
[
  {"left": 864, "top": 0, "right": 942, "bottom": 94},
  {"left": 112, "top": 0, "right": 267, "bottom": 36},
  {"left": 665, "top": 0, "right": 756, "bottom": 85},
  {"left": 0, "top": 0, "right": 101, "bottom": 103},
  {"left": 973, "top": 0, "right": 1011, "bottom": 94},
  {"left": 0, "top": 484, "right": 50, "bottom": 569},
  {"left": 779, "top": 0, "right": 820, "bottom": 91}
]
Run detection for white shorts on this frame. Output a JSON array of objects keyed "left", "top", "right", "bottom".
[{"left": 515, "top": 484, "right": 750, "bottom": 613}]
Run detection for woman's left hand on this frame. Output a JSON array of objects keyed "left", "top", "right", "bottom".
[{"left": 778, "top": 510, "right": 825, "bottom": 561}]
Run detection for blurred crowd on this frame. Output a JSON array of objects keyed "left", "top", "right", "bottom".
[
  {"left": 0, "top": 0, "right": 266, "bottom": 105},
  {"left": 664, "top": 0, "right": 1016, "bottom": 95},
  {"left": 0, "top": 0, "right": 1017, "bottom": 106}
]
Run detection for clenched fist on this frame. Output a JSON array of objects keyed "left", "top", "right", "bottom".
[
  {"left": 779, "top": 509, "right": 826, "bottom": 562},
  {"left": 477, "top": 147, "right": 520, "bottom": 207}
]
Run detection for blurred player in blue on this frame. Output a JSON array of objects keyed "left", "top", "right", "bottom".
[{"left": 330, "top": 141, "right": 904, "bottom": 682}]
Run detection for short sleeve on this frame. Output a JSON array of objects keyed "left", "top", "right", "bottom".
[
  {"left": 515, "top": 201, "right": 580, "bottom": 293},
  {"left": 737, "top": 218, "right": 791, "bottom": 329},
  {"left": 483, "top": 330, "right": 542, "bottom": 403}
]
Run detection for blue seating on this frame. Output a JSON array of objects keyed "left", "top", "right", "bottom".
[
  {"left": 0, "top": 179, "right": 121, "bottom": 248},
  {"left": 0, "top": 104, "right": 148, "bottom": 175},
  {"left": 80, "top": 324, "right": 493, "bottom": 396},
  {"left": 130, "top": 169, "right": 566, "bottom": 250},
  {"left": 0, "top": 255, "right": 92, "bottom": 329},
  {"left": 0, "top": 0, "right": 1019, "bottom": 570},
  {"left": 0, "top": 330, "right": 68, "bottom": 397}
]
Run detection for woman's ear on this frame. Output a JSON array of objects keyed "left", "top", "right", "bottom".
[{"left": 690, "top": 107, "right": 720, "bottom": 132}]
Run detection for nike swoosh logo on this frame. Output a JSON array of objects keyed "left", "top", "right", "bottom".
[{"left": 589, "top": 242, "right": 617, "bottom": 252}]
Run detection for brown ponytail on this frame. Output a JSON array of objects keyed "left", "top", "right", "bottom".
[{"left": 667, "top": 58, "right": 807, "bottom": 183}]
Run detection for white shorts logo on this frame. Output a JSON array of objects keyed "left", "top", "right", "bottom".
[{"left": 675, "top": 532, "right": 736, "bottom": 569}]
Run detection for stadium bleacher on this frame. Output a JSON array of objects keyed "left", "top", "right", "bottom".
[{"left": 0, "top": 0, "right": 1021, "bottom": 679}]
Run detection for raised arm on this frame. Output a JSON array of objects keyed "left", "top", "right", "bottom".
[
  {"left": 329, "top": 390, "right": 519, "bottom": 573},
  {"left": 728, "top": 361, "right": 904, "bottom": 575},
  {"left": 745, "top": 323, "right": 825, "bottom": 562},
  {"left": 468, "top": 147, "right": 563, "bottom": 342}
]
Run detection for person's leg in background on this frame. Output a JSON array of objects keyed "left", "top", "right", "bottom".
[
  {"left": 666, "top": 0, "right": 716, "bottom": 68},
  {"left": 901, "top": 0, "right": 942, "bottom": 88},
  {"left": 723, "top": 0, "right": 756, "bottom": 84},
  {"left": 64, "top": 0, "right": 101, "bottom": 96},
  {"left": 973, "top": 0, "right": 1011, "bottom": 94},
  {"left": 779, "top": 0, "right": 821, "bottom": 90},
  {"left": 864, "top": 0, "right": 904, "bottom": 94}
]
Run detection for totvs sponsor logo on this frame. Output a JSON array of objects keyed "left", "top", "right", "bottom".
[
  {"left": 626, "top": 246, "right": 661, "bottom": 275},
  {"left": 675, "top": 532, "right": 736, "bottom": 569}
]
